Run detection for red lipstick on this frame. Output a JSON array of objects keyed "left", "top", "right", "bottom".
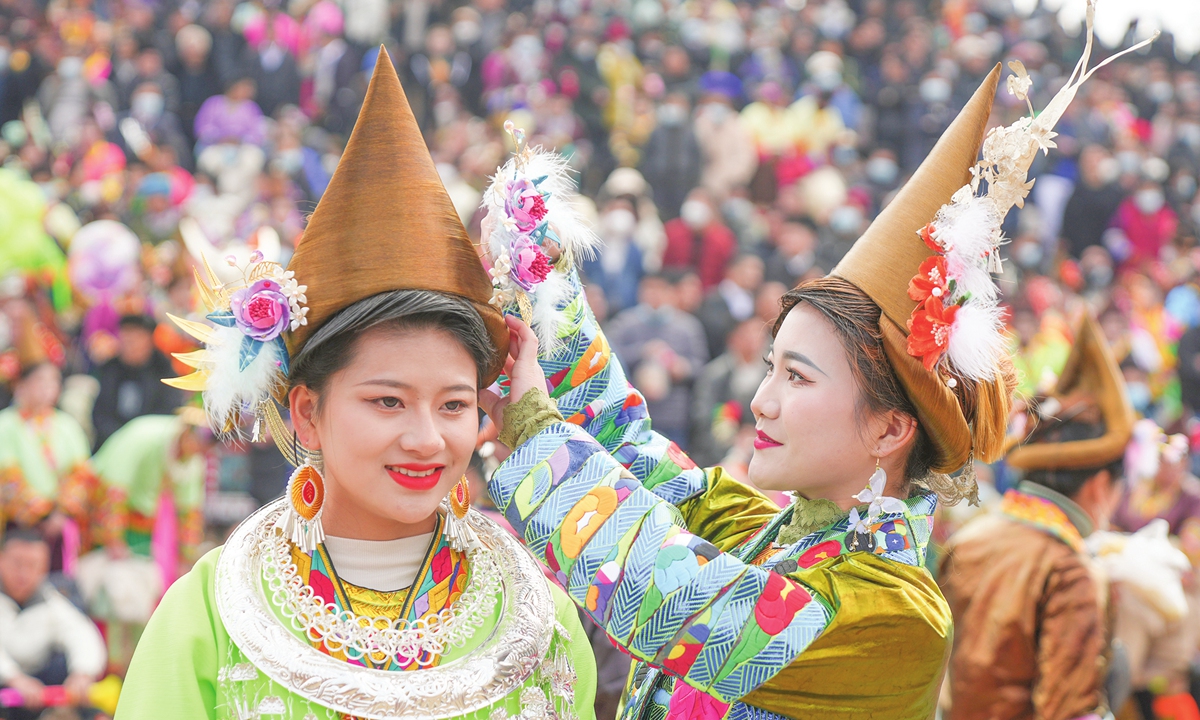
[
  {"left": 753, "top": 429, "right": 783, "bottom": 450},
  {"left": 386, "top": 463, "right": 445, "bottom": 491}
]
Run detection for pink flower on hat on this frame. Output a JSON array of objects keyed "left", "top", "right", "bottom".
[{"left": 230, "top": 278, "right": 291, "bottom": 342}]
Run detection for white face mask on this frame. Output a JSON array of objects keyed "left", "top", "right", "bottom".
[
  {"left": 680, "top": 200, "right": 712, "bottom": 229},
  {"left": 1135, "top": 188, "right": 1165, "bottom": 215},
  {"left": 1097, "top": 157, "right": 1120, "bottom": 185},
  {"left": 699, "top": 102, "right": 732, "bottom": 124},
  {"left": 1014, "top": 241, "right": 1043, "bottom": 269},
  {"left": 919, "top": 77, "right": 951, "bottom": 104},
  {"left": 828, "top": 205, "right": 863, "bottom": 236},
  {"left": 57, "top": 56, "right": 83, "bottom": 80},
  {"left": 602, "top": 208, "right": 636, "bottom": 236},
  {"left": 452, "top": 21, "right": 481, "bottom": 45},
  {"left": 1175, "top": 175, "right": 1197, "bottom": 202},
  {"left": 132, "top": 92, "right": 165, "bottom": 121},
  {"left": 865, "top": 156, "right": 898, "bottom": 185},
  {"left": 657, "top": 103, "right": 688, "bottom": 127}
]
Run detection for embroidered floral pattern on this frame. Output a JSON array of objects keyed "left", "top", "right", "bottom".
[{"left": 999, "top": 489, "right": 1086, "bottom": 553}]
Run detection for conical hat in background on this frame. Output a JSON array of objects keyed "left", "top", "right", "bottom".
[
  {"left": 285, "top": 48, "right": 508, "bottom": 384},
  {"left": 1006, "top": 312, "right": 1134, "bottom": 471},
  {"left": 832, "top": 64, "right": 1002, "bottom": 473},
  {"left": 15, "top": 314, "right": 49, "bottom": 373}
]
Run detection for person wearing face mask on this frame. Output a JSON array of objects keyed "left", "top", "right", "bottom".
[
  {"left": 37, "top": 54, "right": 116, "bottom": 148},
  {"left": 175, "top": 25, "right": 222, "bottom": 150},
  {"left": 1112, "top": 179, "right": 1179, "bottom": 268},
  {"left": 663, "top": 189, "right": 737, "bottom": 290},
  {"left": 607, "top": 272, "right": 709, "bottom": 449},
  {"left": 790, "top": 51, "right": 861, "bottom": 155},
  {"left": 115, "top": 81, "right": 193, "bottom": 170},
  {"left": 941, "top": 313, "right": 1134, "bottom": 720},
  {"left": 554, "top": 28, "right": 607, "bottom": 147},
  {"left": 1062, "top": 145, "right": 1126, "bottom": 259},
  {"left": 693, "top": 71, "right": 757, "bottom": 202},
  {"left": 581, "top": 197, "right": 645, "bottom": 314},
  {"left": 908, "top": 72, "right": 955, "bottom": 171},
  {"left": 639, "top": 93, "right": 702, "bottom": 221},
  {"left": 237, "top": 17, "right": 301, "bottom": 117}
]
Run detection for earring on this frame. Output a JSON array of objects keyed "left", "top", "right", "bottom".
[
  {"left": 444, "top": 476, "right": 479, "bottom": 552},
  {"left": 278, "top": 456, "right": 326, "bottom": 553}
]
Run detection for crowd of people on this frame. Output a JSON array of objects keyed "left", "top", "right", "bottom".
[{"left": 2, "top": 0, "right": 1200, "bottom": 716}]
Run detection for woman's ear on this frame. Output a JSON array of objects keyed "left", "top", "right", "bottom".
[
  {"left": 288, "top": 385, "right": 322, "bottom": 451},
  {"left": 870, "top": 409, "right": 918, "bottom": 461}
]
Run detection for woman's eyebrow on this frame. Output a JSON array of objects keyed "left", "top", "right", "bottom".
[
  {"left": 781, "top": 350, "right": 828, "bottom": 377},
  {"left": 357, "top": 379, "right": 475, "bottom": 393}
]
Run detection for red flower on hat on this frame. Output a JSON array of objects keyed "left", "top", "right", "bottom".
[
  {"left": 907, "top": 296, "right": 959, "bottom": 372},
  {"left": 918, "top": 223, "right": 941, "bottom": 253},
  {"left": 907, "top": 255, "right": 950, "bottom": 304}
]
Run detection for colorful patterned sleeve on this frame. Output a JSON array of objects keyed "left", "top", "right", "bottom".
[
  {"left": 489, "top": 422, "right": 833, "bottom": 710},
  {"left": 509, "top": 269, "right": 708, "bottom": 506}
]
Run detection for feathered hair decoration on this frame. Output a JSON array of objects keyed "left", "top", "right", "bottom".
[
  {"left": 481, "top": 121, "right": 598, "bottom": 353},
  {"left": 165, "top": 252, "right": 307, "bottom": 440},
  {"left": 904, "top": 0, "right": 1158, "bottom": 383}
]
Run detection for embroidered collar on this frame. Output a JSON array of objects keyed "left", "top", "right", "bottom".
[
  {"left": 738, "top": 491, "right": 937, "bottom": 572},
  {"left": 290, "top": 513, "right": 471, "bottom": 671},
  {"left": 1000, "top": 482, "right": 1092, "bottom": 553}
]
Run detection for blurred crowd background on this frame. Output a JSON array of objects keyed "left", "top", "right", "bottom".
[{"left": 3, "top": 0, "right": 1200, "bottom": 715}]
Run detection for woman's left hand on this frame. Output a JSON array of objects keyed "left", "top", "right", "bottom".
[{"left": 479, "top": 315, "right": 542, "bottom": 440}]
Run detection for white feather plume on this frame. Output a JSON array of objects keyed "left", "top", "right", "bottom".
[
  {"left": 946, "top": 302, "right": 1007, "bottom": 382},
  {"left": 934, "top": 194, "right": 1003, "bottom": 303},
  {"left": 482, "top": 145, "right": 599, "bottom": 354},
  {"left": 201, "top": 325, "right": 286, "bottom": 434}
]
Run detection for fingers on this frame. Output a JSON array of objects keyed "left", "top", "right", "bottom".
[
  {"left": 478, "top": 388, "right": 501, "bottom": 418},
  {"left": 504, "top": 315, "right": 540, "bottom": 361}
]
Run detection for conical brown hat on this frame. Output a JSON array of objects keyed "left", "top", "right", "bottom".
[
  {"left": 285, "top": 48, "right": 507, "bottom": 384},
  {"left": 832, "top": 64, "right": 1002, "bottom": 473},
  {"left": 15, "top": 315, "right": 49, "bottom": 373},
  {"left": 1006, "top": 312, "right": 1134, "bottom": 471}
]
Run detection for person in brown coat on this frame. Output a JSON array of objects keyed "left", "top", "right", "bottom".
[{"left": 940, "top": 312, "right": 1135, "bottom": 720}]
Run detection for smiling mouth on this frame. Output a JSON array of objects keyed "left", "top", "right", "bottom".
[
  {"left": 753, "top": 429, "right": 782, "bottom": 450},
  {"left": 386, "top": 465, "right": 445, "bottom": 491}
]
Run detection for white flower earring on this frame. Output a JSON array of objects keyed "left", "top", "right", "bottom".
[{"left": 846, "top": 460, "right": 907, "bottom": 552}]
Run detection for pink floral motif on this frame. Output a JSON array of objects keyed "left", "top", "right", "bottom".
[
  {"left": 230, "top": 278, "right": 291, "bottom": 341},
  {"left": 510, "top": 236, "right": 554, "bottom": 290},
  {"left": 665, "top": 682, "right": 729, "bottom": 720},
  {"left": 505, "top": 178, "right": 549, "bottom": 233}
]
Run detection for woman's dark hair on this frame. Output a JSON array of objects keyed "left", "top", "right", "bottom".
[
  {"left": 772, "top": 276, "right": 938, "bottom": 481},
  {"left": 17, "top": 360, "right": 56, "bottom": 383},
  {"left": 289, "top": 290, "right": 496, "bottom": 406},
  {"left": 1021, "top": 417, "right": 1121, "bottom": 498}
]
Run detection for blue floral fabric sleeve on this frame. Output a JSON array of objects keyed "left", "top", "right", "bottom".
[
  {"left": 488, "top": 421, "right": 833, "bottom": 710},
  {"left": 507, "top": 269, "right": 708, "bottom": 505}
]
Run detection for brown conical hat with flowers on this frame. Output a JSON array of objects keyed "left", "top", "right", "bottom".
[
  {"left": 1005, "top": 311, "right": 1134, "bottom": 470},
  {"left": 832, "top": 64, "right": 1003, "bottom": 474},
  {"left": 285, "top": 48, "right": 507, "bottom": 383}
]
